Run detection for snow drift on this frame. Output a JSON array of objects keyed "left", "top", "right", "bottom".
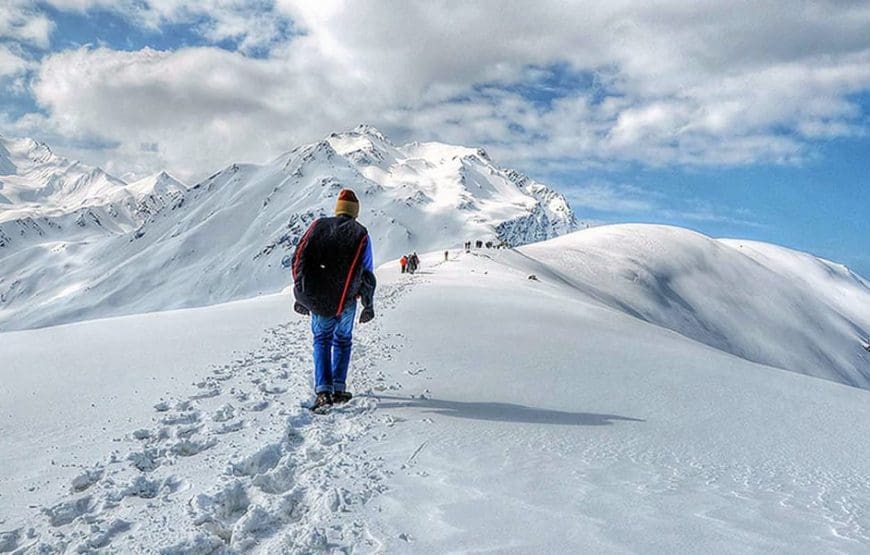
[{"left": 518, "top": 224, "right": 870, "bottom": 387}]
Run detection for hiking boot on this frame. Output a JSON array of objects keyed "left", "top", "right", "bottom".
[
  {"left": 333, "top": 391, "right": 353, "bottom": 404},
  {"left": 311, "top": 392, "right": 333, "bottom": 411}
]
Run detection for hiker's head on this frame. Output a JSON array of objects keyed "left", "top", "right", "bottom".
[{"left": 335, "top": 188, "right": 360, "bottom": 219}]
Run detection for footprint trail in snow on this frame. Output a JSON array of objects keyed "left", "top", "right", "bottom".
[{"left": 12, "top": 278, "right": 416, "bottom": 554}]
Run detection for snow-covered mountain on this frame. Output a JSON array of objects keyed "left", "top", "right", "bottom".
[
  {"left": 0, "top": 135, "right": 186, "bottom": 250},
  {"left": 0, "top": 135, "right": 126, "bottom": 209},
  {"left": 3, "top": 244, "right": 870, "bottom": 553},
  {"left": 0, "top": 125, "right": 577, "bottom": 331}
]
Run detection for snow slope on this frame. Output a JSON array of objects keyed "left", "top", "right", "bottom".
[
  {"left": 0, "top": 125, "right": 577, "bottom": 332},
  {"left": 2, "top": 236, "right": 870, "bottom": 553},
  {"left": 519, "top": 225, "right": 870, "bottom": 387}
]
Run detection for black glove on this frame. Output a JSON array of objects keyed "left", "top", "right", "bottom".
[
  {"left": 293, "top": 302, "right": 310, "bottom": 315},
  {"left": 359, "top": 306, "right": 375, "bottom": 324}
]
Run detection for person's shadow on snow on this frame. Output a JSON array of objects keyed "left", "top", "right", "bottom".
[{"left": 374, "top": 395, "right": 644, "bottom": 426}]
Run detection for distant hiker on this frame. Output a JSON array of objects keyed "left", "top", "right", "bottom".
[
  {"left": 400, "top": 255, "right": 408, "bottom": 274},
  {"left": 444, "top": 250, "right": 449, "bottom": 262},
  {"left": 485, "top": 241, "right": 493, "bottom": 249},
  {"left": 406, "top": 253, "right": 418, "bottom": 274},
  {"left": 292, "top": 189, "right": 376, "bottom": 412},
  {"left": 476, "top": 240, "right": 483, "bottom": 248}
]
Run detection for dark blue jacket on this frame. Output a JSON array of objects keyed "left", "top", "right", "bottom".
[{"left": 292, "top": 215, "right": 375, "bottom": 317}]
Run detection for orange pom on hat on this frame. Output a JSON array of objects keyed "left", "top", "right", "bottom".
[{"left": 335, "top": 188, "right": 360, "bottom": 218}]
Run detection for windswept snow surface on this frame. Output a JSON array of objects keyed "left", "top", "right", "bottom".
[
  {"left": 2, "top": 234, "right": 870, "bottom": 553},
  {"left": 519, "top": 225, "right": 870, "bottom": 387},
  {"left": 0, "top": 125, "right": 576, "bottom": 331}
]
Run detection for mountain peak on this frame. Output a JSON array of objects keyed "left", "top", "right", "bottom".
[
  {"left": 126, "top": 170, "right": 186, "bottom": 196},
  {"left": 351, "top": 124, "right": 390, "bottom": 143},
  {"left": 0, "top": 134, "right": 56, "bottom": 171},
  {"left": 154, "top": 170, "right": 182, "bottom": 185}
]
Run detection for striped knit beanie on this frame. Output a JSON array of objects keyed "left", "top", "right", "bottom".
[{"left": 335, "top": 188, "right": 360, "bottom": 219}]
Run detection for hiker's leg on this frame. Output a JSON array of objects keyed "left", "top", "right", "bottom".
[
  {"left": 311, "top": 313, "right": 337, "bottom": 393},
  {"left": 331, "top": 301, "right": 358, "bottom": 392}
]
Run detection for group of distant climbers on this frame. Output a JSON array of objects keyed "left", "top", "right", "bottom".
[
  {"left": 400, "top": 252, "right": 420, "bottom": 274},
  {"left": 463, "top": 240, "right": 508, "bottom": 250}
]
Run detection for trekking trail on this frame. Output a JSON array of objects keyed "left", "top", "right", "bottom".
[{"left": 10, "top": 272, "right": 424, "bottom": 553}]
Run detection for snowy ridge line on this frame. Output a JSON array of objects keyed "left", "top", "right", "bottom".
[
  {"left": 10, "top": 279, "right": 416, "bottom": 553},
  {"left": 515, "top": 225, "right": 870, "bottom": 389}
]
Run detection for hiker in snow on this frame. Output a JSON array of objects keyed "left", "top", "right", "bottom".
[
  {"left": 292, "top": 189, "right": 376, "bottom": 412},
  {"left": 407, "top": 252, "right": 420, "bottom": 274},
  {"left": 400, "top": 255, "right": 408, "bottom": 274},
  {"left": 444, "top": 250, "right": 449, "bottom": 262}
]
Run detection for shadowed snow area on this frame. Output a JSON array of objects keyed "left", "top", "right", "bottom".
[
  {"left": 519, "top": 225, "right": 870, "bottom": 387},
  {"left": 2, "top": 235, "right": 870, "bottom": 553}
]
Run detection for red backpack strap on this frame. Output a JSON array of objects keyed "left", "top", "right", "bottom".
[
  {"left": 336, "top": 235, "right": 368, "bottom": 316},
  {"left": 292, "top": 219, "right": 319, "bottom": 280}
]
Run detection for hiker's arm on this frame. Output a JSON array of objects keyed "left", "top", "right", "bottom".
[
  {"left": 359, "top": 236, "right": 376, "bottom": 323},
  {"left": 361, "top": 236, "right": 374, "bottom": 273},
  {"left": 359, "top": 236, "right": 376, "bottom": 308}
]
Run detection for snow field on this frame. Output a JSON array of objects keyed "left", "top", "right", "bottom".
[
  {"left": 520, "top": 225, "right": 870, "bottom": 387},
  {"left": 0, "top": 277, "right": 418, "bottom": 553},
  {"left": 358, "top": 248, "right": 870, "bottom": 553},
  {"left": 1, "top": 232, "right": 869, "bottom": 552}
]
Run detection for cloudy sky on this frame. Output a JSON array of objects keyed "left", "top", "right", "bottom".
[{"left": 1, "top": 1, "right": 869, "bottom": 276}]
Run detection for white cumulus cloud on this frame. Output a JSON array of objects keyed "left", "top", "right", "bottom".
[
  {"left": 5, "top": 0, "right": 870, "bottom": 182},
  {"left": 0, "top": 1, "right": 55, "bottom": 48},
  {"left": 0, "top": 44, "right": 31, "bottom": 77}
]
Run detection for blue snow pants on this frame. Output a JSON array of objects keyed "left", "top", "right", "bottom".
[{"left": 311, "top": 301, "right": 357, "bottom": 394}]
